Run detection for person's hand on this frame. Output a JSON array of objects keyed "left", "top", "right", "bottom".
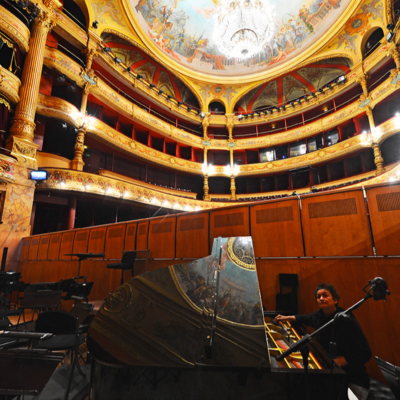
[
  {"left": 274, "top": 315, "right": 296, "bottom": 323},
  {"left": 334, "top": 356, "right": 348, "bottom": 367}
]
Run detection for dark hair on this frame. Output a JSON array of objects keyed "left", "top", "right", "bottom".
[{"left": 314, "top": 283, "right": 340, "bottom": 303}]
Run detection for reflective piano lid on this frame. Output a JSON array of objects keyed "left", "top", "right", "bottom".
[{"left": 88, "top": 237, "right": 270, "bottom": 369}]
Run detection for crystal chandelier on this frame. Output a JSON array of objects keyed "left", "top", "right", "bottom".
[{"left": 214, "top": 0, "right": 275, "bottom": 60}]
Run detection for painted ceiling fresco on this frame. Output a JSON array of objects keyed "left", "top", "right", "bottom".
[
  {"left": 235, "top": 57, "right": 352, "bottom": 111},
  {"left": 129, "top": 0, "right": 352, "bottom": 76},
  {"left": 102, "top": 33, "right": 200, "bottom": 107}
]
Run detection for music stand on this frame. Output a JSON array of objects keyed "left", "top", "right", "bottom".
[{"left": 64, "top": 253, "right": 105, "bottom": 284}]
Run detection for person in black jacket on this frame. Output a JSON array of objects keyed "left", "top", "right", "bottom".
[{"left": 276, "top": 283, "right": 372, "bottom": 400}]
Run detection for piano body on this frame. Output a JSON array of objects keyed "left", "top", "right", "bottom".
[{"left": 88, "top": 237, "right": 346, "bottom": 399}]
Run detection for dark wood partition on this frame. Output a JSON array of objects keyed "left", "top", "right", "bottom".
[
  {"left": 28, "top": 237, "right": 39, "bottom": 261},
  {"left": 250, "top": 199, "right": 304, "bottom": 257},
  {"left": 176, "top": 213, "right": 209, "bottom": 259},
  {"left": 136, "top": 221, "right": 149, "bottom": 251},
  {"left": 301, "top": 190, "right": 373, "bottom": 256},
  {"left": 148, "top": 217, "right": 176, "bottom": 259},
  {"left": 366, "top": 184, "right": 400, "bottom": 255},
  {"left": 124, "top": 223, "right": 137, "bottom": 251},
  {"left": 210, "top": 206, "right": 250, "bottom": 249},
  {"left": 72, "top": 230, "right": 89, "bottom": 254},
  {"left": 59, "top": 231, "right": 75, "bottom": 260},
  {"left": 48, "top": 234, "right": 62, "bottom": 260},
  {"left": 88, "top": 227, "right": 107, "bottom": 254},
  {"left": 105, "top": 224, "right": 126, "bottom": 259},
  {"left": 20, "top": 238, "right": 30, "bottom": 261},
  {"left": 37, "top": 235, "right": 50, "bottom": 260}
]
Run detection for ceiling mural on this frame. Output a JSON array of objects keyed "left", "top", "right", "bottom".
[
  {"left": 235, "top": 57, "right": 352, "bottom": 111},
  {"left": 128, "top": 0, "right": 353, "bottom": 76},
  {"left": 102, "top": 33, "right": 200, "bottom": 106}
]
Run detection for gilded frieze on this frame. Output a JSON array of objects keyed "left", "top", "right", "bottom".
[
  {"left": 53, "top": 10, "right": 88, "bottom": 46},
  {"left": 0, "top": 66, "right": 20, "bottom": 104},
  {"left": 37, "top": 168, "right": 232, "bottom": 211},
  {"left": 239, "top": 134, "right": 370, "bottom": 176},
  {"left": 0, "top": 6, "right": 30, "bottom": 53},
  {"left": 374, "top": 115, "right": 400, "bottom": 143}
]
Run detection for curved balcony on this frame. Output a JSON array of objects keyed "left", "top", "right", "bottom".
[
  {"left": 35, "top": 168, "right": 232, "bottom": 211},
  {"left": 53, "top": 9, "right": 88, "bottom": 48},
  {"left": 37, "top": 93, "right": 378, "bottom": 178},
  {"left": 0, "top": 65, "right": 21, "bottom": 104},
  {"left": 0, "top": 5, "right": 30, "bottom": 54},
  {"left": 42, "top": 46, "right": 400, "bottom": 152}
]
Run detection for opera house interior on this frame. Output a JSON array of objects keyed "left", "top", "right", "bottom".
[{"left": 1, "top": 0, "right": 400, "bottom": 397}]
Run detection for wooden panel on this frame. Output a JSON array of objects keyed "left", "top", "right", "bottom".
[
  {"left": 148, "top": 217, "right": 176, "bottom": 259},
  {"left": 136, "top": 221, "right": 149, "bottom": 251},
  {"left": 176, "top": 213, "right": 209, "bottom": 258},
  {"left": 250, "top": 200, "right": 304, "bottom": 257},
  {"left": 88, "top": 227, "right": 106, "bottom": 254},
  {"left": 301, "top": 191, "right": 373, "bottom": 256},
  {"left": 210, "top": 207, "right": 250, "bottom": 248},
  {"left": 72, "top": 229, "right": 90, "bottom": 254},
  {"left": 59, "top": 231, "right": 76, "bottom": 260},
  {"left": 367, "top": 185, "right": 400, "bottom": 255},
  {"left": 105, "top": 224, "right": 126, "bottom": 259},
  {"left": 20, "top": 238, "right": 31, "bottom": 261},
  {"left": 37, "top": 235, "right": 50, "bottom": 260},
  {"left": 48, "top": 234, "right": 62, "bottom": 260},
  {"left": 124, "top": 223, "right": 137, "bottom": 251},
  {"left": 28, "top": 237, "right": 39, "bottom": 261}
]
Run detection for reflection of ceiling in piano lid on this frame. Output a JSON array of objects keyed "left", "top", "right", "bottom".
[{"left": 127, "top": 0, "right": 352, "bottom": 77}]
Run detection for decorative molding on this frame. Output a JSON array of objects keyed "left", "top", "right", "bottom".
[
  {"left": 0, "top": 5, "right": 30, "bottom": 53},
  {"left": 8, "top": 136, "right": 39, "bottom": 170},
  {"left": 36, "top": 168, "right": 232, "bottom": 211},
  {"left": 0, "top": 66, "right": 20, "bottom": 105}
]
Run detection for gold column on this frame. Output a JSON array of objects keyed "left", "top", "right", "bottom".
[
  {"left": 356, "top": 75, "right": 369, "bottom": 97},
  {"left": 366, "top": 107, "right": 385, "bottom": 175},
  {"left": 203, "top": 147, "right": 210, "bottom": 201},
  {"left": 6, "top": 11, "right": 55, "bottom": 169},
  {"left": 71, "top": 47, "right": 97, "bottom": 171},
  {"left": 389, "top": 47, "right": 400, "bottom": 70}
]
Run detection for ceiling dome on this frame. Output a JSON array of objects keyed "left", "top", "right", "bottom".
[{"left": 128, "top": 0, "right": 353, "bottom": 77}]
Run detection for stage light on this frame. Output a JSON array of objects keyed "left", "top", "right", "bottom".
[
  {"left": 136, "top": 74, "right": 143, "bottom": 79},
  {"left": 177, "top": 101, "right": 183, "bottom": 107},
  {"left": 92, "top": 21, "right": 99, "bottom": 29},
  {"left": 280, "top": 106, "right": 285, "bottom": 111},
  {"left": 318, "top": 88, "right": 323, "bottom": 93},
  {"left": 311, "top": 92, "right": 316, "bottom": 98},
  {"left": 126, "top": 66, "right": 131, "bottom": 72},
  {"left": 200, "top": 112, "right": 206, "bottom": 119},
  {"left": 256, "top": 111, "right": 261, "bottom": 117},
  {"left": 167, "top": 95, "right": 172, "bottom": 100},
  {"left": 311, "top": 186, "right": 318, "bottom": 193},
  {"left": 238, "top": 114, "right": 243, "bottom": 121},
  {"left": 149, "top": 83, "right": 156, "bottom": 88},
  {"left": 187, "top": 106, "right": 192, "bottom": 112},
  {"left": 114, "top": 57, "right": 122, "bottom": 64},
  {"left": 102, "top": 47, "right": 112, "bottom": 53},
  {"left": 159, "top": 89, "right": 164, "bottom": 95},
  {"left": 290, "top": 101, "right": 294, "bottom": 107},
  {"left": 250, "top": 113, "right": 254, "bottom": 118},
  {"left": 296, "top": 98, "right": 301, "bottom": 104},
  {"left": 244, "top": 114, "right": 249, "bottom": 119},
  {"left": 338, "top": 75, "right": 346, "bottom": 83}
]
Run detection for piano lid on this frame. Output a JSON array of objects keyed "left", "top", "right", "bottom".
[{"left": 88, "top": 237, "right": 270, "bottom": 369}]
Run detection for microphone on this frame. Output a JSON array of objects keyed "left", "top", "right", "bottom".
[{"left": 370, "top": 277, "right": 390, "bottom": 301}]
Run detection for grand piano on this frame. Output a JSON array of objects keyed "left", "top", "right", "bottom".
[{"left": 88, "top": 237, "right": 347, "bottom": 399}]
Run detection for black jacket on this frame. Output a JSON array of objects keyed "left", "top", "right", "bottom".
[{"left": 295, "top": 307, "right": 372, "bottom": 389}]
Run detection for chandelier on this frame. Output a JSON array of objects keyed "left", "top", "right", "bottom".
[{"left": 214, "top": 0, "right": 275, "bottom": 60}]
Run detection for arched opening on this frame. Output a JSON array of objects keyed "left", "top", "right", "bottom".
[
  {"left": 208, "top": 101, "right": 226, "bottom": 115},
  {"left": 363, "top": 28, "right": 384, "bottom": 58},
  {"left": 61, "top": 0, "right": 87, "bottom": 30}
]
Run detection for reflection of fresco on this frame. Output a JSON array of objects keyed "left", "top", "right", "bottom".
[
  {"left": 173, "top": 237, "right": 263, "bottom": 325},
  {"left": 236, "top": 57, "right": 351, "bottom": 111},
  {"left": 130, "top": 0, "right": 352, "bottom": 75}
]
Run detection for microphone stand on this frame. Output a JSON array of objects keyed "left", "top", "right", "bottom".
[{"left": 276, "top": 278, "right": 390, "bottom": 400}]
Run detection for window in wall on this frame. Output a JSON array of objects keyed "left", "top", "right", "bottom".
[
  {"left": 308, "top": 134, "right": 324, "bottom": 152},
  {"left": 260, "top": 147, "right": 275, "bottom": 162},
  {"left": 275, "top": 145, "right": 288, "bottom": 160}
]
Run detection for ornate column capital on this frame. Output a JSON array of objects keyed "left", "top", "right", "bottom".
[
  {"left": 34, "top": 9, "right": 57, "bottom": 33},
  {"left": 82, "top": 47, "right": 98, "bottom": 72},
  {"left": 355, "top": 74, "right": 369, "bottom": 97}
]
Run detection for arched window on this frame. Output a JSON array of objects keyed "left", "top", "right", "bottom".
[
  {"left": 363, "top": 28, "right": 384, "bottom": 58},
  {"left": 208, "top": 101, "right": 226, "bottom": 115}
]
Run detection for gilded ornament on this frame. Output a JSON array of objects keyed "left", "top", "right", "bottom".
[{"left": 226, "top": 237, "right": 256, "bottom": 271}]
